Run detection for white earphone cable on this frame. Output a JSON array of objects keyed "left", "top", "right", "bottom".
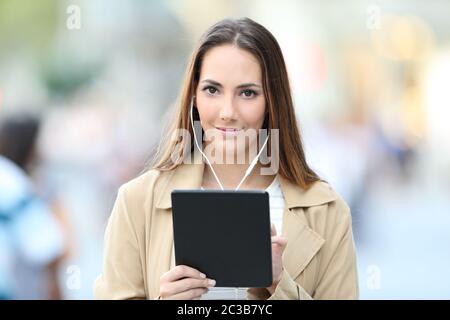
[{"left": 190, "top": 100, "right": 225, "bottom": 190}]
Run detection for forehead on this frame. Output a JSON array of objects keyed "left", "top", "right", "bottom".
[{"left": 199, "top": 44, "right": 262, "bottom": 84}]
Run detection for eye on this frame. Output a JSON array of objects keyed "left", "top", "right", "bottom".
[
  {"left": 203, "top": 86, "right": 218, "bottom": 95},
  {"left": 240, "top": 89, "right": 257, "bottom": 98}
]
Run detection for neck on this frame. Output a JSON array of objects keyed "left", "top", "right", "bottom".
[{"left": 202, "top": 161, "right": 275, "bottom": 190}]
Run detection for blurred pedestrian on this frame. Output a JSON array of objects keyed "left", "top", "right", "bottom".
[{"left": 0, "top": 114, "right": 68, "bottom": 299}]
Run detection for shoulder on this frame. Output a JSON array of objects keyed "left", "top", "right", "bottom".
[
  {"left": 108, "top": 169, "right": 173, "bottom": 236},
  {"left": 0, "top": 156, "right": 32, "bottom": 212},
  {"left": 301, "top": 180, "right": 352, "bottom": 235},
  {"left": 280, "top": 176, "right": 349, "bottom": 216},
  {"left": 122, "top": 166, "right": 179, "bottom": 195},
  {"left": 280, "top": 176, "right": 352, "bottom": 229},
  {"left": 116, "top": 168, "right": 177, "bottom": 212},
  {"left": 119, "top": 169, "right": 161, "bottom": 196},
  {"left": 0, "top": 156, "right": 30, "bottom": 190},
  {"left": 118, "top": 169, "right": 168, "bottom": 204},
  {"left": 310, "top": 181, "right": 350, "bottom": 216}
]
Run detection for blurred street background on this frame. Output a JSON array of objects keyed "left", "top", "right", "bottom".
[{"left": 1, "top": 0, "right": 449, "bottom": 299}]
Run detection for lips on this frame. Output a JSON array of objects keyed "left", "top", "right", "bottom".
[
  {"left": 216, "top": 127, "right": 241, "bottom": 132},
  {"left": 215, "top": 127, "right": 243, "bottom": 137}
]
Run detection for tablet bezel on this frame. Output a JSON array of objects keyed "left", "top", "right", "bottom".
[{"left": 171, "top": 189, "right": 273, "bottom": 288}]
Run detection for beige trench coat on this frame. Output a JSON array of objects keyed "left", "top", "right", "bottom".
[{"left": 94, "top": 162, "right": 359, "bottom": 299}]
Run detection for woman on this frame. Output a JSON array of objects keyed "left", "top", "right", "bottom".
[{"left": 94, "top": 17, "right": 359, "bottom": 300}]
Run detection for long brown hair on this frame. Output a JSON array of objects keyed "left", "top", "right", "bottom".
[{"left": 151, "top": 17, "right": 320, "bottom": 189}]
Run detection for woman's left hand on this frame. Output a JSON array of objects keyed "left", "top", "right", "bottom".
[{"left": 267, "top": 223, "right": 288, "bottom": 295}]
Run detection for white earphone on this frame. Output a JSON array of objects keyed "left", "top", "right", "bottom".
[{"left": 190, "top": 96, "right": 269, "bottom": 190}]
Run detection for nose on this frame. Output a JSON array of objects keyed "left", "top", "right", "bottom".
[{"left": 219, "top": 97, "right": 237, "bottom": 122}]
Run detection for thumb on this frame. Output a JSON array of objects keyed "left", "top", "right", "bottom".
[{"left": 271, "top": 223, "right": 277, "bottom": 237}]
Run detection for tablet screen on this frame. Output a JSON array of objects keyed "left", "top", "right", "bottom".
[{"left": 171, "top": 190, "right": 273, "bottom": 288}]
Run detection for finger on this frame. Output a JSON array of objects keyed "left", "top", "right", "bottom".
[
  {"left": 271, "top": 235, "right": 288, "bottom": 247},
  {"left": 167, "top": 287, "right": 209, "bottom": 300},
  {"left": 162, "top": 265, "right": 206, "bottom": 282},
  {"left": 271, "top": 223, "right": 277, "bottom": 236},
  {"left": 161, "top": 278, "right": 212, "bottom": 298},
  {"left": 172, "top": 277, "right": 216, "bottom": 294},
  {"left": 271, "top": 235, "right": 287, "bottom": 245}
]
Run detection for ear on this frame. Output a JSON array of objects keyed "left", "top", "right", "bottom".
[{"left": 191, "top": 95, "right": 197, "bottom": 109}]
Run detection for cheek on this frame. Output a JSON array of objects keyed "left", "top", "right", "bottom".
[
  {"left": 241, "top": 103, "right": 266, "bottom": 128},
  {"left": 195, "top": 97, "right": 217, "bottom": 126}
]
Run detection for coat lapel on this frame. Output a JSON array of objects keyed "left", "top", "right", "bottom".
[
  {"left": 279, "top": 176, "right": 337, "bottom": 280},
  {"left": 280, "top": 207, "right": 325, "bottom": 280},
  {"left": 155, "top": 162, "right": 205, "bottom": 210}
]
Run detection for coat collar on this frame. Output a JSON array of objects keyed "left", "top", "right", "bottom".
[{"left": 155, "top": 161, "right": 337, "bottom": 210}]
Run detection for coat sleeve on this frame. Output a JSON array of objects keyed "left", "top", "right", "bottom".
[
  {"left": 312, "top": 207, "right": 359, "bottom": 299},
  {"left": 93, "top": 186, "right": 146, "bottom": 299},
  {"left": 268, "top": 269, "right": 314, "bottom": 300}
]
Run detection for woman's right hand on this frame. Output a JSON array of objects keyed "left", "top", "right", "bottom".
[{"left": 159, "top": 265, "right": 216, "bottom": 300}]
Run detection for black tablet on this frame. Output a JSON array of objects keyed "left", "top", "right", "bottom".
[{"left": 171, "top": 189, "right": 273, "bottom": 288}]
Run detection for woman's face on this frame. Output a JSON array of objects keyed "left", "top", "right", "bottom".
[{"left": 195, "top": 44, "right": 266, "bottom": 161}]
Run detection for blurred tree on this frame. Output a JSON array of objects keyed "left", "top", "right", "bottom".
[{"left": 0, "top": 0, "right": 58, "bottom": 56}]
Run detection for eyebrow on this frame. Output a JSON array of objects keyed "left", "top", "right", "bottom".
[{"left": 200, "top": 79, "right": 262, "bottom": 89}]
